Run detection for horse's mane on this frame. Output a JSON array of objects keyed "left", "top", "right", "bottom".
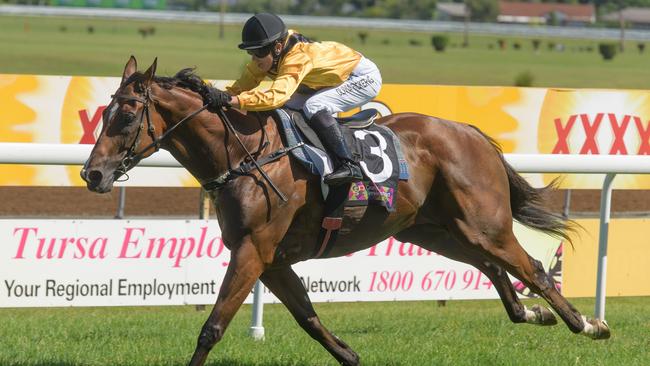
[{"left": 124, "top": 68, "right": 212, "bottom": 94}]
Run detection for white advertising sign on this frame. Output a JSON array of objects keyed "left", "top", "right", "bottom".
[{"left": 0, "top": 220, "right": 562, "bottom": 307}]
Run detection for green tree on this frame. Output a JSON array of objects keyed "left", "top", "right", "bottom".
[
  {"left": 289, "top": 0, "right": 319, "bottom": 15},
  {"left": 466, "top": 0, "right": 499, "bottom": 22},
  {"left": 598, "top": 42, "right": 618, "bottom": 60},
  {"left": 431, "top": 34, "right": 450, "bottom": 52},
  {"left": 230, "top": 0, "right": 292, "bottom": 14},
  {"left": 361, "top": 0, "right": 437, "bottom": 20},
  {"left": 391, "top": 0, "right": 437, "bottom": 20}
]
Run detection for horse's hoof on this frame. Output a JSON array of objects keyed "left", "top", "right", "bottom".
[
  {"left": 339, "top": 351, "right": 359, "bottom": 366},
  {"left": 582, "top": 317, "right": 611, "bottom": 340},
  {"left": 530, "top": 304, "right": 558, "bottom": 326}
]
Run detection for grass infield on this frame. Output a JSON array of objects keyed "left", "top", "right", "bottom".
[
  {"left": 1, "top": 297, "right": 649, "bottom": 365},
  {"left": 1, "top": 15, "right": 649, "bottom": 89}
]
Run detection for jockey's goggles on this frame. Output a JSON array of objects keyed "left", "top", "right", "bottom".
[{"left": 247, "top": 45, "right": 273, "bottom": 58}]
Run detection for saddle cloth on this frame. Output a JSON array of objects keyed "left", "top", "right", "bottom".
[{"left": 275, "top": 108, "right": 409, "bottom": 212}]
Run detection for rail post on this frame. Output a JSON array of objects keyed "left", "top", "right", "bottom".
[
  {"left": 115, "top": 186, "right": 126, "bottom": 219},
  {"left": 250, "top": 280, "right": 265, "bottom": 340},
  {"left": 595, "top": 173, "right": 616, "bottom": 320},
  {"left": 195, "top": 188, "right": 211, "bottom": 312}
]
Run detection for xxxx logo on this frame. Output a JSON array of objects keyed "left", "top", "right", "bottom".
[
  {"left": 538, "top": 89, "right": 650, "bottom": 157},
  {"left": 552, "top": 113, "right": 650, "bottom": 155},
  {"left": 78, "top": 106, "right": 107, "bottom": 144},
  {"left": 537, "top": 89, "right": 650, "bottom": 188}
]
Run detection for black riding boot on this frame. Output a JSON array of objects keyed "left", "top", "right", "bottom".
[{"left": 309, "top": 110, "right": 363, "bottom": 186}]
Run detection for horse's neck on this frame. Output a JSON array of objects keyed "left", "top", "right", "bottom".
[{"left": 157, "top": 87, "right": 273, "bottom": 183}]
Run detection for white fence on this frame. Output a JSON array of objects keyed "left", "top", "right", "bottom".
[
  {"left": 3, "top": 142, "right": 650, "bottom": 174},
  {"left": 1, "top": 142, "right": 650, "bottom": 338}
]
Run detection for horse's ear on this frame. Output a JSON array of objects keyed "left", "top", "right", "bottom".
[
  {"left": 121, "top": 55, "right": 137, "bottom": 85},
  {"left": 143, "top": 58, "right": 157, "bottom": 87}
]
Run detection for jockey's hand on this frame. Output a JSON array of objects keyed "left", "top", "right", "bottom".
[{"left": 202, "top": 87, "right": 231, "bottom": 112}]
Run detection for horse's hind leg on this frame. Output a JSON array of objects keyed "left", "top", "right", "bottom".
[
  {"left": 444, "top": 210, "right": 610, "bottom": 339},
  {"left": 395, "top": 227, "right": 556, "bottom": 326},
  {"left": 475, "top": 259, "right": 557, "bottom": 326},
  {"left": 260, "top": 266, "right": 359, "bottom": 366},
  {"left": 434, "top": 155, "right": 610, "bottom": 339}
]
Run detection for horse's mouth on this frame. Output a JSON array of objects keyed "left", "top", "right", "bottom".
[
  {"left": 90, "top": 181, "right": 114, "bottom": 193},
  {"left": 80, "top": 167, "right": 117, "bottom": 193}
]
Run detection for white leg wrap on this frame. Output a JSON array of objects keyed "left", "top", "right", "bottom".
[
  {"left": 524, "top": 306, "right": 538, "bottom": 323},
  {"left": 581, "top": 315, "right": 595, "bottom": 336}
]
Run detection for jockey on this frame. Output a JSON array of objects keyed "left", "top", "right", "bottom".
[{"left": 202, "top": 13, "right": 382, "bottom": 186}]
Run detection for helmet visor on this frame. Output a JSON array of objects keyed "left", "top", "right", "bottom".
[{"left": 246, "top": 44, "right": 273, "bottom": 58}]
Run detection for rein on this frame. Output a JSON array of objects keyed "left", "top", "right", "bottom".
[
  {"left": 109, "top": 85, "right": 294, "bottom": 203},
  {"left": 132, "top": 105, "right": 208, "bottom": 163},
  {"left": 215, "top": 109, "right": 289, "bottom": 202}
]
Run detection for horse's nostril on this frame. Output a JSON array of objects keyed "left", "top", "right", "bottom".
[{"left": 88, "top": 170, "right": 103, "bottom": 184}]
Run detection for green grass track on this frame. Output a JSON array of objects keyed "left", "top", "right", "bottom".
[{"left": 1, "top": 297, "right": 649, "bottom": 365}]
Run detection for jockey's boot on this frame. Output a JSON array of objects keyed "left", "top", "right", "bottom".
[{"left": 309, "top": 110, "right": 363, "bottom": 186}]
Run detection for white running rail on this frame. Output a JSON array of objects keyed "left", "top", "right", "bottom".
[{"left": 2, "top": 142, "right": 650, "bottom": 334}]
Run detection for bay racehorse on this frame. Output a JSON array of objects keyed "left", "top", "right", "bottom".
[{"left": 81, "top": 57, "right": 610, "bottom": 366}]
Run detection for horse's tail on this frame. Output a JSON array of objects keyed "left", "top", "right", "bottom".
[{"left": 470, "top": 126, "right": 576, "bottom": 244}]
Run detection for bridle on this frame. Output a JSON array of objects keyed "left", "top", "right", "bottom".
[
  {"left": 109, "top": 85, "right": 207, "bottom": 180},
  {"left": 93, "top": 80, "right": 291, "bottom": 202}
]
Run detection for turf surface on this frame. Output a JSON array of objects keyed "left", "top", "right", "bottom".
[{"left": 1, "top": 297, "right": 648, "bottom": 365}]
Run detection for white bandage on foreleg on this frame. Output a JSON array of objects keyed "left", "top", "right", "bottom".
[
  {"left": 524, "top": 306, "right": 538, "bottom": 323},
  {"left": 581, "top": 315, "right": 595, "bottom": 335}
]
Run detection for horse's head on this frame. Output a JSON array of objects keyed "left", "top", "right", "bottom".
[{"left": 81, "top": 56, "right": 162, "bottom": 193}]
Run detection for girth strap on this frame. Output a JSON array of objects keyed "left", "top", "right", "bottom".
[{"left": 202, "top": 142, "right": 304, "bottom": 191}]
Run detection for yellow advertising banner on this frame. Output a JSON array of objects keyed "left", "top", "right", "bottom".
[
  {"left": 563, "top": 218, "right": 650, "bottom": 298},
  {"left": 1, "top": 74, "right": 650, "bottom": 187}
]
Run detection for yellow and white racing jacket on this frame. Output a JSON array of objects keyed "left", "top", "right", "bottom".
[{"left": 227, "top": 30, "right": 362, "bottom": 111}]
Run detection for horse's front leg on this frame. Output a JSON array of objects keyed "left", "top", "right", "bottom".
[
  {"left": 260, "top": 266, "right": 360, "bottom": 366},
  {"left": 189, "top": 237, "right": 264, "bottom": 366}
]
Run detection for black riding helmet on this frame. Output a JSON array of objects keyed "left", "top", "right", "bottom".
[{"left": 238, "top": 13, "right": 288, "bottom": 50}]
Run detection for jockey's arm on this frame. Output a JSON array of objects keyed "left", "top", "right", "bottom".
[
  {"left": 233, "top": 53, "right": 313, "bottom": 111},
  {"left": 226, "top": 61, "right": 265, "bottom": 96},
  {"left": 225, "top": 61, "right": 265, "bottom": 110}
]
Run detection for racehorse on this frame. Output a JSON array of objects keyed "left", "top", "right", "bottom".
[{"left": 81, "top": 57, "right": 610, "bottom": 366}]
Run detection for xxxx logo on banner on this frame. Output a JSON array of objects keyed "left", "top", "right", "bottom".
[{"left": 538, "top": 89, "right": 650, "bottom": 188}]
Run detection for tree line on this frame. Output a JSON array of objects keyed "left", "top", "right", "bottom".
[
  {"left": 224, "top": 0, "right": 650, "bottom": 22},
  {"left": 4, "top": 0, "right": 649, "bottom": 23}
]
